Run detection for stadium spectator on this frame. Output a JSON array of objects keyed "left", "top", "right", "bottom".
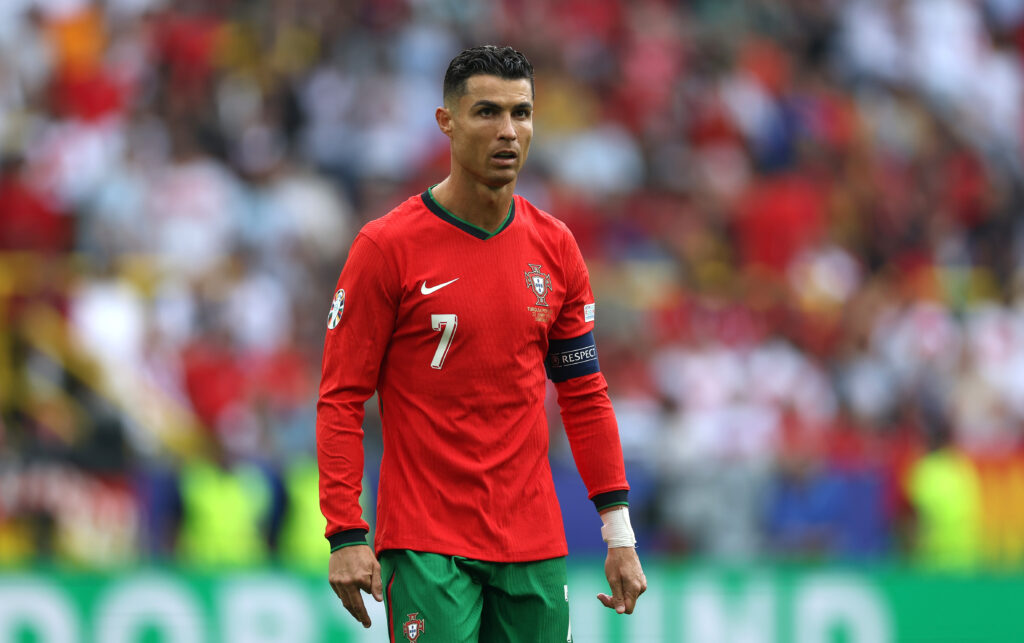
[{"left": 0, "top": 0, "right": 1023, "bottom": 575}]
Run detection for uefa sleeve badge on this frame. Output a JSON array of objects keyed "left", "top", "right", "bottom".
[{"left": 327, "top": 288, "right": 345, "bottom": 329}]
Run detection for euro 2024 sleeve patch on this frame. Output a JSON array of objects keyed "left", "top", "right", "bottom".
[{"left": 327, "top": 288, "right": 345, "bottom": 329}]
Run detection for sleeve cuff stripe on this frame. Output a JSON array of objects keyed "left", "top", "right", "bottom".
[
  {"left": 591, "top": 489, "right": 629, "bottom": 512},
  {"left": 330, "top": 541, "right": 370, "bottom": 553},
  {"left": 327, "top": 528, "right": 368, "bottom": 551}
]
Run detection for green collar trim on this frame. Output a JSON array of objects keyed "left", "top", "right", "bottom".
[{"left": 422, "top": 186, "right": 515, "bottom": 240}]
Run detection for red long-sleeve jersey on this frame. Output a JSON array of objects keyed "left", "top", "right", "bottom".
[{"left": 316, "top": 189, "right": 629, "bottom": 561}]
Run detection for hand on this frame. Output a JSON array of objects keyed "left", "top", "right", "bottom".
[
  {"left": 596, "top": 546, "right": 647, "bottom": 615},
  {"left": 328, "top": 544, "right": 383, "bottom": 628}
]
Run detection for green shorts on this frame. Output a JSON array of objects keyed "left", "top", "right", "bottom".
[{"left": 379, "top": 550, "right": 572, "bottom": 643}]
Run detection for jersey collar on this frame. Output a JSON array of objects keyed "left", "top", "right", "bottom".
[{"left": 421, "top": 187, "right": 515, "bottom": 240}]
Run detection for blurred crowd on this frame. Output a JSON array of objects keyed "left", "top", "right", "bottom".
[{"left": 2, "top": 0, "right": 1024, "bottom": 571}]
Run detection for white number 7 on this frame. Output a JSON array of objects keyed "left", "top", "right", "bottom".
[{"left": 430, "top": 314, "right": 458, "bottom": 369}]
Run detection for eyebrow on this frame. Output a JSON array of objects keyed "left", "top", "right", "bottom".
[{"left": 471, "top": 99, "right": 533, "bottom": 110}]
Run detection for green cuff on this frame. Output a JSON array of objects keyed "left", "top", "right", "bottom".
[
  {"left": 327, "top": 528, "right": 368, "bottom": 552},
  {"left": 592, "top": 489, "right": 630, "bottom": 512},
  {"left": 331, "top": 541, "right": 372, "bottom": 553}
]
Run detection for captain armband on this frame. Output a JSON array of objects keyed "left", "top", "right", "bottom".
[
  {"left": 600, "top": 506, "right": 637, "bottom": 549},
  {"left": 545, "top": 331, "right": 601, "bottom": 382}
]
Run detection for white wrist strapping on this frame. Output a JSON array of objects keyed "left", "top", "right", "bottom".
[{"left": 600, "top": 506, "right": 636, "bottom": 548}]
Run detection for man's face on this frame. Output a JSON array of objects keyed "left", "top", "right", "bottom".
[{"left": 440, "top": 75, "right": 533, "bottom": 188}]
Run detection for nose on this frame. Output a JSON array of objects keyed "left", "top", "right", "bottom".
[{"left": 497, "top": 113, "right": 516, "bottom": 141}]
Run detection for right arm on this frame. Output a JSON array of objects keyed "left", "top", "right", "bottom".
[{"left": 316, "top": 232, "right": 397, "bottom": 626}]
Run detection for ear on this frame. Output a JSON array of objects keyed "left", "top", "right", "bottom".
[{"left": 436, "top": 106, "right": 453, "bottom": 138}]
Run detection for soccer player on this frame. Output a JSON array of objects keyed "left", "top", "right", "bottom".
[{"left": 316, "top": 45, "right": 646, "bottom": 642}]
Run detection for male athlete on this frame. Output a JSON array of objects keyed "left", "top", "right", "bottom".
[{"left": 316, "top": 45, "right": 646, "bottom": 642}]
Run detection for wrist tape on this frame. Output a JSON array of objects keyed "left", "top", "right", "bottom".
[{"left": 600, "top": 507, "right": 636, "bottom": 548}]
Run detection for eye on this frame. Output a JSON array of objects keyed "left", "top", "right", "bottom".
[{"left": 478, "top": 107, "right": 494, "bottom": 116}]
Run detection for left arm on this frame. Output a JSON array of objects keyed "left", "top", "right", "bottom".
[
  {"left": 548, "top": 226, "right": 646, "bottom": 614},
  {"left": 554, "top": 372, "right": 647, "bottom": 614}
]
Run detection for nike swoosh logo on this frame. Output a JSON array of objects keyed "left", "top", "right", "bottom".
[{"left": 420, "top": 278, "right": 459, "bottom": 295}]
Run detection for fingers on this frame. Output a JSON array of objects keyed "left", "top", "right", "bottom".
[
  {"left": 598, "top": 580, "right": 645, "bottom": 614},
  {"left": 622, "top": 579, "right": 642, "bottom": 614},
  {"left": 338, "top": 584, "right": 372, "bottom": 628},
  {"left": 622, "top": 568, "right": 647, "bottom": 614},
  {"left": 606, "top": 574, "right": 626, "bottom": 614},
  {"left": 370, "top": 560, "right": 384, "bottom": 602},
  {"left": 622, "top": 568, "right": 648, "bottom": 614},
  {"left": 623, "top": 590, "right": 636, "bottom": 613},
  {"left": 329, "top": 574, "right": 372, "bottom": 627},
  {"left": 328, "top": 571, "right": 375, "bottom": 627},
  {"left": 328, "top": 545, "right": 381, "bottom": 627},
  {"left": 600, "top": 551, "right": 648, "bottom": 615}
]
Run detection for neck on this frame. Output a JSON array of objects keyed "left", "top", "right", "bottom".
[{"left": 431, "top": 173, "right": 515, "bottom": 233}]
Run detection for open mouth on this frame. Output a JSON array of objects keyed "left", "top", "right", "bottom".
[{"left": 492, "top": 150, "right": 518, "bottom": 166}]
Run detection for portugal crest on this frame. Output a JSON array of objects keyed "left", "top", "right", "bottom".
[
  {"left": 327, "top": 288, "right": 345, "bottom": 329},
  {"left": 525, "top": 263, "right": 552, "bottom": 307},
  {"left": 403, "top": 612, "right": 425, "bottom": 641}
]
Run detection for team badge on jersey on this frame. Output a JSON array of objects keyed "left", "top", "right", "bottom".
[
  {"left": 327, "top": 288, "right": 345, "bottom": 329},
  {"left": 403, "top": 612, "right": 424, "bottom": 641},
  {"left": 525, "top": 263, "right": 552, "bottom": 307}
]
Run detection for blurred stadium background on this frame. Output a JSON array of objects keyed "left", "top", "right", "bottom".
[{"left": 3, "top": 0, "right": 1024, "bottom": 641}]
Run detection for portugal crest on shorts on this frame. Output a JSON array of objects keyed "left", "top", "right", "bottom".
[
  {"left": 403, "top": 612, "right": 424, "bottom": 641},
  {"left": 327, "top": 288, "right": 345, "bottom": 329},
  {"left": 525, "top": 263, "right": 552, "bottom": 307}
]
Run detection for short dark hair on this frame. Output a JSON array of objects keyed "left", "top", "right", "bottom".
[{"left": 443, "top": 45, "right": 534, "bottom": 105}]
